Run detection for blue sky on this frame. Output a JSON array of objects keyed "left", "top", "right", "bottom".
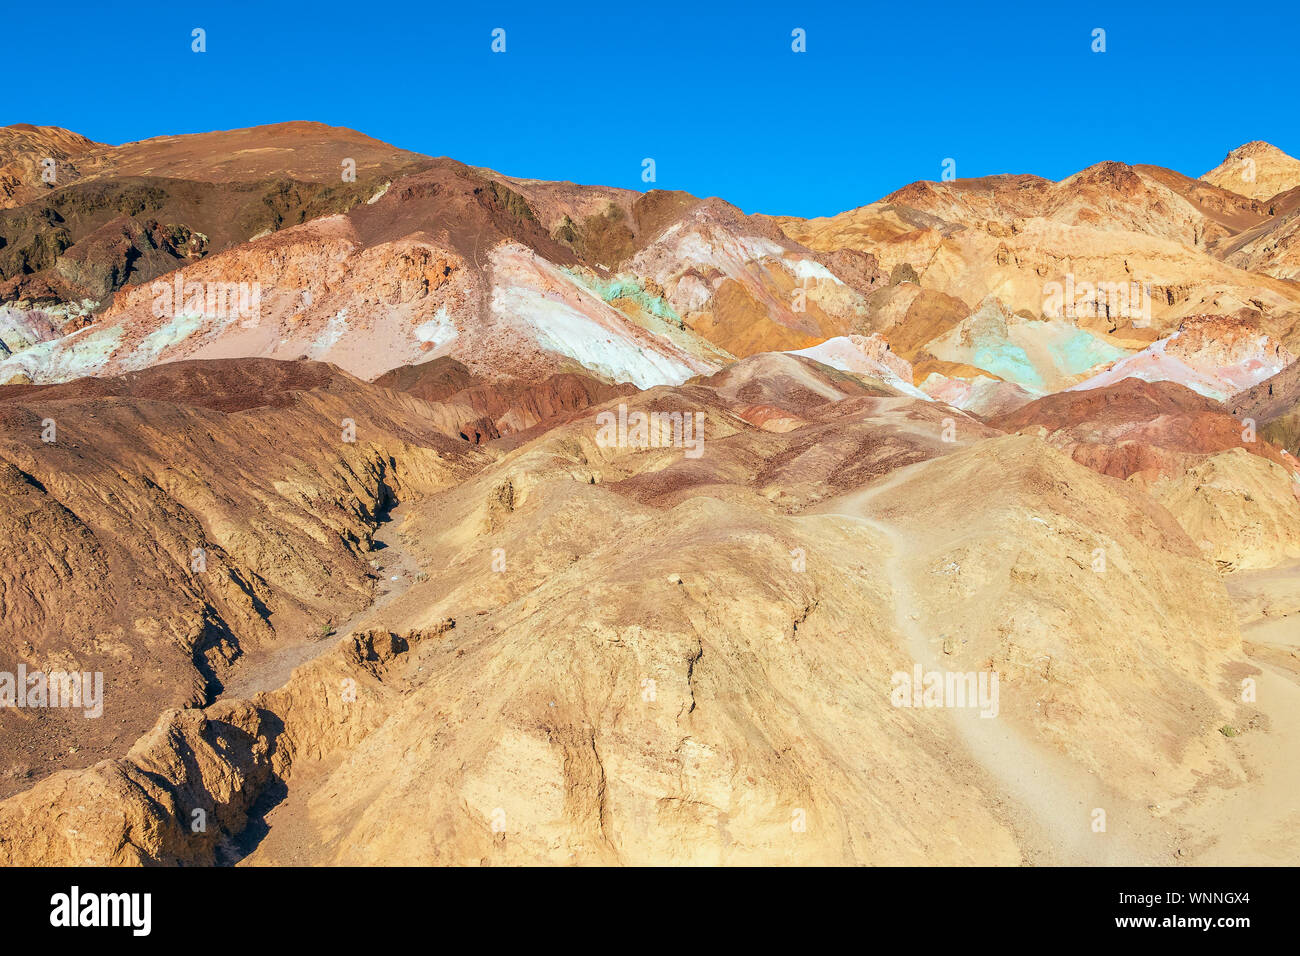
[{"left": 6, "top": 0, "right": 1297, "bottom": 217}]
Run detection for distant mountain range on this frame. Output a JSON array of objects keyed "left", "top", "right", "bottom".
[{"left": 4, "top": 122, "right": 1299, "bottom": 412}]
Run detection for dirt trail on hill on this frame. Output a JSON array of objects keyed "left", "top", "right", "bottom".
[
  {"left": 814, "top": 461, "right": 1170, "bottom": 865},
  {"left": 1184, "top": 562, "right": 1300, "bottom": 864},
  {"left": 217, "top": 504, "right": 418, "bottom": 702}
]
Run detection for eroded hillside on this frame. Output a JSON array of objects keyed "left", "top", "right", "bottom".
[{"left": 3, "top": 124, "right": 1300, "bottom": 867}]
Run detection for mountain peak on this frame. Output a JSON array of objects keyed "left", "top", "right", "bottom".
[
  {"left": 1225, "top": 140, "right": 1290, "bottom": 158},
  {"left": 1200, "top": 141, "right": 1300, "bottom": 201}
]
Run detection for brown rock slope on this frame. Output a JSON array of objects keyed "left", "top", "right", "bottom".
[
  {"left": 1217, "top": 185, "right": 1300, "bottom": 282},
  {"left": 0, "top": 122, "right": 428, "bottom": 313},
  {"left": 0, "top": 359, "right": 482, "bottom": 798},
  {"left": 373, "top": 355, "right": 636, "bottom": 444},
  {"left": 1229, "top": 359, "right": 1300, "bottom": 453},
  {"left": 0, "top": 125, "right": 102, "bottom": 209},
  {"left": 814, "top": 438, "right": 1249, "bottom": 837},
  {"left": 990, "top": 378, "right": 1296, "bottom": 479}
]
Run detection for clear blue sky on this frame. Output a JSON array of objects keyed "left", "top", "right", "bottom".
[{"left": 6, "top": 0, "right": 1297, "bottom": 217}]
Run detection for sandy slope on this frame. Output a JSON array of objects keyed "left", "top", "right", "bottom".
[
  {"left": 813, "top": 458, "right": 1180, "bottom": 865},
  {"left": 812, "top": 446, "right": 1300, "bottom": 866}
]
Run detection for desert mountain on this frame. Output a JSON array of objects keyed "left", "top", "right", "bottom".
[
  {"left": 1200, "top": 141, "right": 1300, "bottom": 202},
  {"left": 0, "top": 123, "right": 886, "bottom": 390},
  {"left": 3, "top": 125, "right": 1300, "bottom": 867},
  {"left": 5, "top": 123, "right": 1300, "bottom": 412},
  {"left": 0, "top": 122, "right": 424, "bottom": 333},
  {"left": 0, "top": 125, "right": 103, "bottom": 209},
  {"left": 0, "top": 359, "right": 483, "bottom": 797},
  {"left": 775, "top": 152, "right": 1300, "bottom": 374}
]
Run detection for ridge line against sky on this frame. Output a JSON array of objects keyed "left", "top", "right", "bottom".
[{"left": 5, "top": 0, "right": 1297, "bottom": 218}]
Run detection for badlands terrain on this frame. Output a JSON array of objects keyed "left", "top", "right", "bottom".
[{"left": 1, "top": 122, "right": 1299, "bottom": 865}]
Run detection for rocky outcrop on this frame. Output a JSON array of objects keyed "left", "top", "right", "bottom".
[
  {"left": 0, "top": 621, "right": 452, "bottom": 866},
  {"left": 0, "top": 359, "right": 483, "bottom": 798}
]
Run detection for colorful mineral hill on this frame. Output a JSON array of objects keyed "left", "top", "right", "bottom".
[
  {"left": 3, "top": 115, "right": 1300, "bottom": 873},
  {"left": 1068, "top": 315, "right": 1295, "bottom": 402}
]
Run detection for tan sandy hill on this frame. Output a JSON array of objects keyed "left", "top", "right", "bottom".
[
  {"left": 1201, "top": 141, "right": 1300, "bottom": 202},
  {"left": 774, "top": 158, "right": 1300, "bottom": 364},
  {"left": 814, "top": 437, "right": 1248, "bottom": 821},
  {"left": 1133, "top": 448, "right": 1300, "bottom": 572}
]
